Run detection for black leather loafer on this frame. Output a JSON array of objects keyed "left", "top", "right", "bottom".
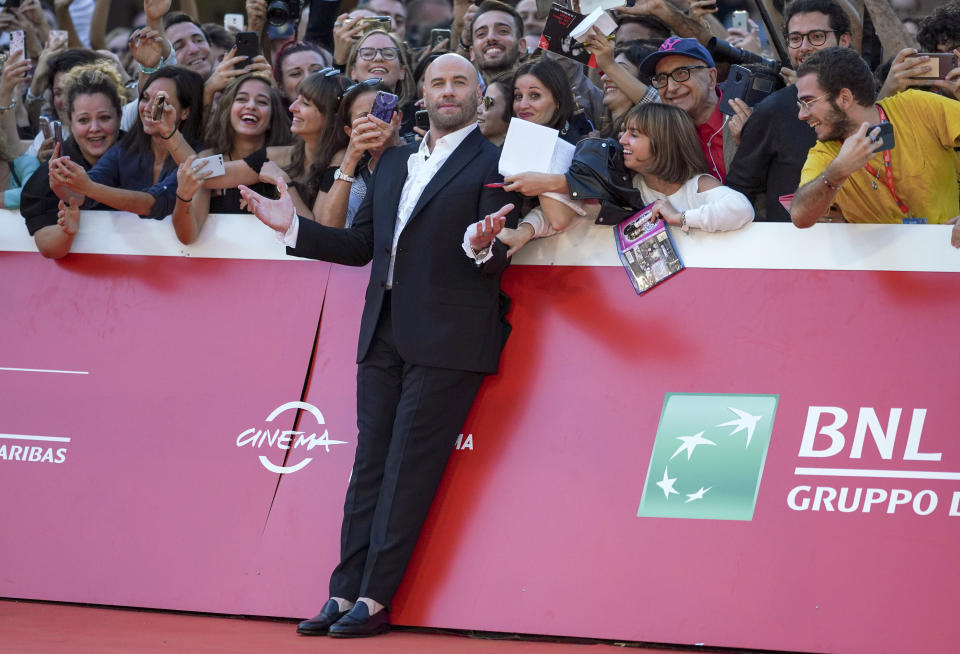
[
  {"left": 328, "top": 602, "right": 390, "bottom": 638},
  {"left": 296, "top": 599, "right": 348, "bottom": 636}
]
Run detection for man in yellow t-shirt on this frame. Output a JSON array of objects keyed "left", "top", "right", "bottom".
[{"left": 790, "top": 47, "right": 960, "bottom": 240}]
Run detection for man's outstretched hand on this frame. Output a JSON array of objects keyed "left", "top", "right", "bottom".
[
  {"left": 469, "top": 203, "right": 514, "bottom": 252},
  {"left": 239, "top": 179, "right": 296, "bottom": 234}
]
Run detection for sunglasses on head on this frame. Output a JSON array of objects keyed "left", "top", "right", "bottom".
[{"left": 338, "top": 77, "right": 383, "bottom": 102}]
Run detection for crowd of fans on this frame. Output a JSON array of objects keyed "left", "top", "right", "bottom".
[{"left": 0, "top": 0, "right": 957, "bottom": 259}]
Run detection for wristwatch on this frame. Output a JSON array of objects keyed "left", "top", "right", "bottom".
[{"left": 334, "top": 168, "right": 356, "bottom": 184}]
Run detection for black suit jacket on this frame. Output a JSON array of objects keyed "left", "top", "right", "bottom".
[{"left": 289, "top": 127, "right": 520, "bottom": 374}]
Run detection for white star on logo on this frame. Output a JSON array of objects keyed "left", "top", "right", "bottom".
[
  {"left": 656, "top": 466, "right": 679, "bottom": 499},
  {"left": 670, "top": 431, "right": 717, "bottom": 461},
  {"left": 716, "top": 407, "right": 762, "bottom": 447},
  {"left": 685, "top": 486, "right": 712, "bottom": 503}
]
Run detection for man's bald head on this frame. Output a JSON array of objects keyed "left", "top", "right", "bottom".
[{"left": 423, "top": 54, "right": 481, "bottom": 137}]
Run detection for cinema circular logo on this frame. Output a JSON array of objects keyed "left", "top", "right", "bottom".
[{"left": 235, "top": 401, "right": 348, "bottom": 474}]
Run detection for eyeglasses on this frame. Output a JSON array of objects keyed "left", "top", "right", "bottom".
[
  {"left": 650, "top": 65, "right": 708, "bottom": 90},
  {"left": 481, "top": 96, "right": 495, "bottom": 110},
  {"left": 338, "top": 77, "right": 382, "bottom": 102},
  {"left": 787, "top": 30, "right": 836, "bottom": 48},
  {"left": 796, "top": 92, "right": 829, "bottom": 112},
  {"left": 357, "top": 47, "right": 400, "bottom": 62}
]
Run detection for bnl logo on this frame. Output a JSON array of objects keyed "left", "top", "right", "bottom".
[{"left": 638, "top": 393, "right": 779, "bottom": 521}]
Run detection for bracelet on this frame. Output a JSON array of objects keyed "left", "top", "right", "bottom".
[
  {"left": 0, "top": 97, "right": 16, "bottom": 112},
  {"left": 160, "top": 128, "right": 178, "bottom": 140},
  {"left": 140, "top": 54, "right": 166, "bottom": 75},
  {"left": 176, "top": 193, "right": 192, "bottom": 203},
  {"left": 25, "top": 88, "right": 43, "bottom": 104},
  {"left": 820, "top": 174, "right": 842, "bottom": 191},
  {"left": 459, "top": 39, "right": 471, "bottom": 50},
  {"left": 679, "top": 210, "right": 689, "bottom": 233}
]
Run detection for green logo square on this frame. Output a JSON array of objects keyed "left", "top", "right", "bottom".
[{"left": 638, "top": 393, "right": 779, "bottom": 521}]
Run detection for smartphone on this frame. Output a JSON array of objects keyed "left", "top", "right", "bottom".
[
  {"left": 415, "top": 109, "right": 429, "bottom": 131},
  {"left": 731, "top": 10, "right": 749, "bottom": 32},
  {"left": 719, "top": 65, "right": 776, "bottom": 115},
  {"left": 192, "top": 154, "right": 226, "bottom": 178},
  {"left": 430, "top": 29, "right": 451, "bottom": 50},
  {"left": 52, "top": 120, "right": 63, "bottom": 151},
  {"left": 359, "top": 16, "right": 392, "bottom": 34},
  {"left": 370, "top": 91, "right": 398, "bottom": 123},
  {"left": 867, "top": 122, "right": 895, "bottom": 151},
  {"left": 223, "top": 13, "right": 245, "bottom": 32},
  {"left": 152, "top": 94, "right": 165, "bottom": 121},
  {"left": 908, "top": 52, "right": 959, "bottom": 80},
  {"left": 10, "top": 30, "right": 25, "bottom": 56},
  {"left": 234, "top": 31, "right": 260, "bottom": 69}
]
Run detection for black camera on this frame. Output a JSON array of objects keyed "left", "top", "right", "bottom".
[
  {"left": 267, "top": 0, "right": 302, "bottom": 26},
  {"left": 707, "top": 37, "right": 781, "bottom": 75}
]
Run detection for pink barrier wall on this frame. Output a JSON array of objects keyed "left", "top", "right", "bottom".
[{"left": 2, "top": 216, "right": 959, "bottom": 654}]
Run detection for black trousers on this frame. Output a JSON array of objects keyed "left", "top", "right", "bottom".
[{"left": 328, "top": 297, "right": 486, "bottom": 607}]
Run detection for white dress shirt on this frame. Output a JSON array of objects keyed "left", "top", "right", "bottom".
[{"left": 284, "top": 123, "right": 479, "bottom": 287}]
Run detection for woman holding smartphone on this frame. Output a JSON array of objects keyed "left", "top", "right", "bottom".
[
  {"left": 48, "top": 66, "right": 204, "bottom": 219},
  {"left": 171, "top": 73, "right": 292, "bottom": 244},
  {"left": 21, "top": 63, "right": 126, "bottom": 258}
]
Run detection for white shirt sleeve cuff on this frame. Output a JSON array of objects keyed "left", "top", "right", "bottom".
[
  {"left": 279, "top": 212, "right": 299, "bottom": 247},
  {"left": 461, "top": 223, "right": 494, "bottom": 264}
]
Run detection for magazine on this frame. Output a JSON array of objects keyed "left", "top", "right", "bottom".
[
  {"left": 614, "top": 205, "right": 685, "bottom": 294},
  {"left": 538, "top": 3, "right": 597, "bottom": 68}
]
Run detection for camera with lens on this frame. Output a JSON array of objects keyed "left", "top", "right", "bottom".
[
  {"left": 267, "top": 0, "right": 302, "bottom": 26},
  {"left": 707, "top": 37, "right": 781, "bottom": 75}
]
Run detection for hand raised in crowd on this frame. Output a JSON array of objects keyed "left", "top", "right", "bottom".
[
  {"left": 0, "top": 50, "right": 31, "bottom": 105},
  {"left": 143, "top": 0, "right": 173, "bottom": 25},
  {"left": 333, "top": 13, "right": 366, "bottom": 66},
  {"left": 687, "top": 0, "right": 718, "bottom": 23},
  {"left": 583, "top": 26, "right": 615, "bottom": 68},
  {"left": 932, "top": 49, "right": 960, "bottom": 100},
  {"left": 468, "top": 203, "right": 515, "bottom": 252},
  {"left": 780, "top": 67, "right": 797, "bottom": 86},
  {"left": 616, "top": 0, "right": 668, "bottom": 19},
  {"left": 207, "top": 47, "right": 272, "bottom": 95},
  {"left": 726, "top": 19, "right": 761, "bottom": 56},
  {"left": 828, "top": 122, "right": 886, "bottom": 180},
  {"left": 19, "top": 0, "right": 50, "bottom": 48},
  {"left": 142, "top": 91, "right": 178, "bottom": 138},
  {"left": 128, "top": 27, "right": 166, "bottom": 69},
  {"left": 56, "top": 198, "right": 81, "bottom": 236},
  {"left": 343, "top": 113, "right": 398, "bottom": 170},
  {"left": 37, "top": 120, "right": 57, "bottom": 164},
  {"left": 240, "top": 178, "right": 296, "bottom": 233},
  {"left": 258, "top": 160, "right": 292, "bottom": 187},
  {"left": 49, "top": 156, "right": 94, "bottom": 196},
  {"left": 727, "top": 97, "right": 753, "bottom": 146},
  {"left": 176, "top": 155, "right": 215, "bottom": 203},
  {"left": 878, "top": 48, "right": 937, "bottom": 98},
  {"left": 503, "top": 172, "right": 565, "bottom": 197},
  {"left": 452, "top": 0, "right": 475, "bottom": 50},
  {"left": 246, "top": 0, "right": 267, "bottom": 35}
]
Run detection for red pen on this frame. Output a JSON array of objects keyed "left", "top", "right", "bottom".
[{"left": 484, "top": 183, "right": 506, "bottom": 188}]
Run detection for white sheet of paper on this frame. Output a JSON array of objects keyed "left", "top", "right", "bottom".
[
  {"left": 569, "top": 8, "right": 618, "bottom": 42},
  {"left": 499, "top": 119, "right": 559, "bottom": 176},
  {"left": 576, "top": 0, "right": 624, "bottom": 18}
]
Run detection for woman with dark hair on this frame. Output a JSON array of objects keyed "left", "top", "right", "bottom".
[
  {"left": 477, "top": 72, "right": 511, "bottom": 147},
  {"left": 619, "top": 103, "right": 753, "bottom": 231},
  {"left": 21, "top": 62, "right": 126, "bottom": 258},
  {"left": 274, "top": 41, "right": 333, "bottom": 103},
  {"left": 511, "top": 58, "right": 587, "bottom": 144},
  {"left": 48, "top": 66, "right": 204, "bottom": 219},
  {"left": 315, "top": 79, "right": 398, "bottom": 228},
  {"left": 171, "top": 73, "right": 292, "bottom": 243}
]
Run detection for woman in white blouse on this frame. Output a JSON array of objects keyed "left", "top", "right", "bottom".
[{"left": 620, "top": 102, "right": 753, "bottom": 232}]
